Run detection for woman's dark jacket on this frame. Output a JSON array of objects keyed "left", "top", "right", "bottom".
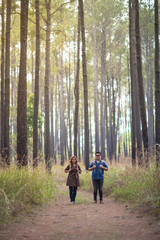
[{"left": 65, "top": 164, "right": 81, "bottom": 187}]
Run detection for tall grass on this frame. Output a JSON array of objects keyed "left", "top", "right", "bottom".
[
  {"left": 0, "top": 164, "right": 56, "bottom": 223},
  {"left": 80, "top": 164, "right": 160, "bottom": 210},
  {"left": 0, "top": 161, "right": 159, "bottom": 223}
]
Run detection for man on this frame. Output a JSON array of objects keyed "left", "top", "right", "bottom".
[{"left": 88, "top": 152, "right": 108, "bottom": 203}]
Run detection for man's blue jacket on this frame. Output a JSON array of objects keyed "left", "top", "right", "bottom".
[{"left": 89, "top": 159, "right": 108, "bottom": 180}]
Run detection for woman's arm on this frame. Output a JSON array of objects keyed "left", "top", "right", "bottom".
[
  {"left": 65, "top": 165, "right": 71, "bottom": 173},
  {"left": 77, "top": 165, "right": 82, "bottom": 174}
]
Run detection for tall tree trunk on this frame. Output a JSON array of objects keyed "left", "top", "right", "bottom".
[
  {"left": 108, "top": 34, "right": 113, "bottom": 163},
  {"left": 17, "top": 0, "right": 29, "bottom": 166},
  {"left": 100, "top": 27, "right": 106, "bottom": 160},
  {"left": 79, "top": 0, "right": 89, "bottom": 169},
  {"left": 13, "top": 51, "right": 17, "bottom": 162},
  {"left": 54, "top": 54, "right": 59, "bottom": 164},
  {"left": 60, "top": 52, "right": 65, "bottom": 165},
  {"left": 32, "top": 50, "right": 34, "bottom": 93},
  {"left": 68, "top": 52, "right": 72, "bottom": 158},
  {"left": 129, "top": 0, "right": 136, "bottom": 166},
  {"left": 131, "top": 0, "right": 142, "bottom": 165},
  {"left": 81, "top": 108, "right": 84, "bottom": 161},
  {"left": 105, "top": 74, "right": 109, "bottom": 159},
  {"left": 33, "top": 0, "right": 40, "bottom": 167},
  {"left": 50, "top": 86, "right": 54, "bottom": 158},
  {"left": 135, "top": 56, "right": 143, "bottom": 166},
  {"left": 115, "top": 56, "right": 121, "bottom": 162},
  {"left": 74, "top": 3, "right": 80, "bottom": 157},
  {"left": 155, "top": 0, "right": 160, "bottom": 167},
  {"left": 112, "top": 75, "right": 116, "bottom": 160},
  {"left": 78, "top": 116, "right": 81, "bottom": 160},
  {"left": 1, "top": 0, "right": 5, "bottom": 153},
  {"left": 148, "top": 37, "right": 154, "bottom": 148},
  {"left": 38, "top": 77, "right": 43, "bottom": 154},
  {"left": 89, "top": 104, "right": 93, "bottom": 158},
  {"left": 135, "top": 0, "right": 148, "bottom": 166},
  {"left": 93, "top": 4, "right": 99, "bottom": 153},
  {"left": 4, "top": 0, "right": 11, "bottom": 164},
  {"left": 44, "top": 0, "right": 51, "bottom": 170}
]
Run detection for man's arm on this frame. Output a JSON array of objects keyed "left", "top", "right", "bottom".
[
  {"left": 100, "top": 161, "right": 108, "bottom": 171},
  {"left": 99, "top": 165, "right": 108, "bottom": 171},
  {"left": 88, "top": 164, "right": 96, "bottom": 171}
]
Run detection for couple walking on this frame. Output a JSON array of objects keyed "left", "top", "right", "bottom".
[{"left": 65, "top": 152, "right": 108, "bottom": 204}]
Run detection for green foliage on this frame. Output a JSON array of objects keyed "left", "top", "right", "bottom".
[
  {"left": 80, "top": 166, "right": 160, "bottom": 210},
  {"left": 80, "top": 171, "right": 93, "bottom": 191},
  {"left": 27, "top": 94, "right": 43, "bottom": 139},
  {"left": 0, "top": 165, "right": 56, "bottom": 223}
]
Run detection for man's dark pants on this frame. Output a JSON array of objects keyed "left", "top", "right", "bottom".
[{"left": 92, "top": 179, "right": 104, "bottom": 201}]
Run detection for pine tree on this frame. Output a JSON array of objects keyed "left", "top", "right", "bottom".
[{"left": 17, "top": 0, "right": 29, "bottom": 166}]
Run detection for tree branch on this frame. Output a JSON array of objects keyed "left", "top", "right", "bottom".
[
  {"left": 50, "top": 1, "right": 71, "bottom": 17},
  {"left": 29, "top": 0, "right": 47, "bottom": 23}
]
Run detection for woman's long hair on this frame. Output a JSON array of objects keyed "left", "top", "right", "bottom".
[{"left": 69, "top": 156, "right": 78, "bottom": 165}]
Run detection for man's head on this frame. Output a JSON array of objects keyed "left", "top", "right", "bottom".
[{"left": 95, "top": 152, "right": 101, "bottom": 161}]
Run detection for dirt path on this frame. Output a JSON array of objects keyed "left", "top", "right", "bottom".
[{"left": 0, "top": 186, "right": 159, "bottom": 240}]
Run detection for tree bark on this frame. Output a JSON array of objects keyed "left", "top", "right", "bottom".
[
  {"left": 33, "top": 0, "right": 40, "bottom": 167},
  {"left": 50, "top": 85, "right": 54, "bottom": 159},
  {"left": 105, "top": 74, "right": 109, "bottom": 159},
  {"left": 31, "top": 50, "right": 34, "bottom": 93},
  {"left": 4, "top": 0, "right": 11, "bottom": 164},
  {"left": 135, "top": 0, "right": 148, "bottom": 166},
  {"left": 112, "top": 75, "right": 116, "bottom": 160},
  {"left": 147, "top": 37, "right": 154, "bottom": 148},
  {"left": 74, "top": 3, "right": 80, "bottom": 157},
  {"left": 93, "top": 4, "right": 99, "bottom": 153},
  {"left": 54, "top": 53, "right": 59, "bottom": 164},
  {"left": 68, "top": 53, "right": 72, "bottom": 158},
  {"left": 89, "top": 104, "right": 93, "bottom": 158},
  {"left": 44, "top": 0, "right": 51, "bottom": 170},
  {"left": 100, "top": 27, "right": 106, "bottom": 160},
  {"left": 17, "top": 0, "right": 29, "bottom": 166},
  {"left": 155, "top": 0, "right": 160, "bottom": 167},
  {"left": 60, "top": 51, "right": 65, "bottom": 165},
  {"left": 130, "top": 0, "right": 142, "bottom": 166},
  {"left": 129, "top": 0, "right": 136, "bottom": 166},
  {"left": 79, "top": 0, "right": 89, "bottom": 169},
  {"left": 1, "top": 0, "right": 5, "bottom": 153},
  {"left": 78, "top": 116, "right": 81, "bottom": 160},
  {"left": 115, "top": 56, "right": 121, "bottom": 162},
  {"left": 108, "top": 34, "right": 113, "bottom": 162}
]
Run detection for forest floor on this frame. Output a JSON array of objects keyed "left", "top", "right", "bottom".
[{"left": 0, "top": 184, "right": 160, "bottom": 240}]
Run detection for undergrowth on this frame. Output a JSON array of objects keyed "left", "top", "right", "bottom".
[
  {"left": 80, "top": 164, "right": 160, "bottom": 211},
  {"left": 0, "top": 164, "right": 56, "bottom": 223},
  {"left": 0, "top": 161, "right": 159, "bottom": 223}
]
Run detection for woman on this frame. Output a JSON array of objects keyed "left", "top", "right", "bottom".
[{"left": 65, "top": 156, "right": 82, "bottom": 204}]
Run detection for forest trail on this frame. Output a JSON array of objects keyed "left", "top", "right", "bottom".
[{"left": 0, "top": 185, "right": 159, "bottom": 240}]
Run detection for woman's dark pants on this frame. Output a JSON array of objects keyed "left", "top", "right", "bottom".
[
  {"left": 92, "top": 179, "right": 104, "bottom": 201},
  {"left": 69, "top": 186, "right": 77, "bottom": 202}
]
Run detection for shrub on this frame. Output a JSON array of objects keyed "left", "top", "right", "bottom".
[
  {"left": 80, "top": 165, "right": 160, "bottom": 210},
  {"left": 0, "top": 165, "right": 56, "bottom": 223}
]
